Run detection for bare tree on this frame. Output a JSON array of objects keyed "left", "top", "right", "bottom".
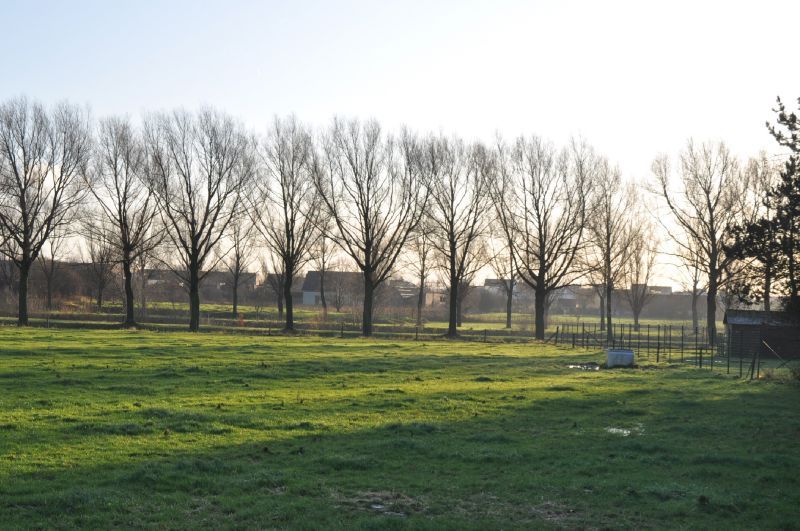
[
  {"left": 406, "top": 228, "right": 433, "bottom": 328},
  {"left": 314, "top": 119, "right": 427, "bottom": 336},
  {"left": 88, "top": 116, "right": 162, "bottom": 326},
  {"left": 144, "top": 108, "right": 255, "bottom": 331},
  {"left": 623, "top": 222, "right": 659, "bottom": 330},
  {"left": 261, "top": 255, "right": 285, "bottom": 319},
  {"left": 310, "top": 220, "right": 334, "bottom": 320},
  {"left": 0, "top": 98, "right": 91, "bottom": 325},
  {"left": 585, "top": 160, "right": 636, "bottom": 341},
  {"left": 673, "top": 237, "right": 706, "bottom": 331},
  {"left": 725, "top": 153, "right": 782, "bottom": 312},
  {"left": 220, "top": 214, "right": 256, "bottom": 318},
  {"left": 494, "top": 136, "right": 592, "bottom": 339},
  {"left": 424, "top": 136, "right": 491, "bottom": 337},
  {"left": 37, "top": 228, "right": 70, "bottom": 311},
  {"left": 652, "top": 140, "right": 750, "bottom": 345},
  {"left": 327, "top": 260, "right": 360, "bottom": 313},
  {"left": 488, "top": 239, "right": 516, "bottom": 329},
  {"left": 251, "top": 116, "right": 318, "bottom": 331},
  {"left": 83, "top": 218, "right": 118, "bottom": 310}
]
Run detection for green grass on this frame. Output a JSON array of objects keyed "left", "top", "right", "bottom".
[{"left": 0, "top": 328, "right": 798, "bottom": 529}]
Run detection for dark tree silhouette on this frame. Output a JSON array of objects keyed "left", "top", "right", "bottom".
[
  {"left": 494, "top": 136, "right": 592, "bottom": 340},
  {"left": 585, "top": 159, "right": 636, "bottom": 341},
  {"left": 0, "top": 98, "right": 91, "bottom": 325},
  {"left": 424, "top": 136, "right": 491, "bottom": 338},
  {"left": 314, "top": 119, "right": 427, "bottom": 336},
  {"left": 652, "top": 140, "right": 750, "bottom": 345},
  {"left": 88, "top": 116, "right": 162, "bottom": 326},
  {"left": 145, "top": 108, "right": 255, "bottom": 331},
  {"left": 251, "top": 116, "right": 318, "bottom": 332},
  {"left": 220, "top": 215, "right": 256, "bottom": 318}
]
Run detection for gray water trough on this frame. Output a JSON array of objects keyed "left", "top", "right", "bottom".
[{"left": 607, "top": 348, "right": 635, "bottom": 368}]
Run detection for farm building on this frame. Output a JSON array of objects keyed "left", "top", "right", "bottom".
[{"left": 723, "top": 309, "right": 800, "bottom": 359}]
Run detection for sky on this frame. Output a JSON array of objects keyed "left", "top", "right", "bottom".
[
  {"left": 2, "top": 0, "right": 799, "bottom": 286},
  {"left": 2, "top": 0, "right": 798, "bottom": 179}
]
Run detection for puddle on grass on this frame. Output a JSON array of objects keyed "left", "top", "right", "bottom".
[
  {"left": 567, "top": 362, "right": 600, "bottom": 371},
  {"left": 605, "top": 423, "right": 645, "bottom": 437}
]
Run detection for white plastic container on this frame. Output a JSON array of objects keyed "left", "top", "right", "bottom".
[{"left": 607, "top": 348, "right": 635, "bottom": 368}]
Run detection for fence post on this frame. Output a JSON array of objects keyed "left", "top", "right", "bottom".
[
  {"left": 756, "top": 349, "right": 761, "bottom": 379},
  {"left": 710, "top": 344, "right": 714, "bottom": 372},
  {"left": 667, "top": 325, "right": 672, "bottom": 362},
  {"left": 415, "top": 325, "right": 419, "bottom": 341},
  {"left": 656, "top": 325, "right": 661, "bottom": 362},
  {"left": 699, "top": 347, "right": 703, "bottom": 369},
  {"left": 582, "top": 323, "right": 585, "bottom": 349},
  {"left": 572, "top": 332, "right": 576, "bottom": 349},
  {"left": 646, "top": 324, "right": 650, "bottom": 358},
  {"left": 680, "top": 325, "right": 684, "bottom": 362},
  {"left": 726, "top": 333, "right": 730, "bottom": 374},
  {"left": 555, "top": 326, "right": 560, "bottom": 346}
]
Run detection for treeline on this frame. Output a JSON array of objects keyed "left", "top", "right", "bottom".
[{"left": 1, "top": 96, "right": 798, "bottom": 344}]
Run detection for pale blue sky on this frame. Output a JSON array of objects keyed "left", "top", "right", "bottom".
[{"left": 2, "top": 0, "right": 798, "bottom": 179}]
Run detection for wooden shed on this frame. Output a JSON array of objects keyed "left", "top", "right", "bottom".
[{"left": 723, "top": 310, "right": 800, "bottom": 359}]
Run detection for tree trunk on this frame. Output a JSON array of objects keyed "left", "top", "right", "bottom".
[
  {"left": 633, "top": 309, "right": 641, "bottom": 331},
  {"left": 46, "top": 275, "right": 53, "bottom": 311},
  {"left": 447, "top": 282, "right": 458, "bottom": 338},
  {"left": 691, "top": 292, "right": 699, "bottom": 331},
  {"left": 505, "top": 282, "right": 513, "bottom": 329},
  {"left": 96, "top": 288, "right": 104, "bottom": 311},
  {"left": 788, "top": 221, "right": 799, "bottom": 310},
  {"left": 763, "top": 262, "right": 771, "bottom": 313},
  {"left": 18, "top": 262, "right": 30, "bottom": 326},
  {"left": 320, "top": 270, "right": 328, "bottom": 320},
  {"left": 447, "top": 261, "right": 458, "bottom": 337},
  {"left": 139, "top": 267, "right": 147, "bottom": 321},
  {"left": 598, "top": 293, "right": 606, "bottom": 331},
  {"left": 605, "top": 283, "right": 613, "bottom": 341},
  {"left": 456, "top": 297, "right": 464, "bottom": 327},
  {"left": 534, "top": 285, "right": 546, "bottom": 340},
  {"left": 189, "top": 261, "right": 200, "bottom": 332},
  {"left": 363, "top": 276, "right": 374, "bottom": 337},
  {"left": 276, "top": 290, "right": 284, "bottom": 320},
  {"left": 231, "top": 272, "right": 239, "bottom": 319},
  {"left": 284, "top": 275, "right": 294, "bottom": 331},
  {"left": 416, "top": 283, "right": 424, "bottom": 328},
  {"left": 706, "top": 275, "right": 717, "bottom": 346},
  {"left": 123, "top": 259, "right": 135, "bottom": 327}
]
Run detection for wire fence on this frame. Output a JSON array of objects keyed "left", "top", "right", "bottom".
[{"left": 3, "top": 311, "right": 797, "bottom": 380}]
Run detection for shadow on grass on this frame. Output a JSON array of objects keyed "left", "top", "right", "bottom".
[{"left": 2, "top": 380, "right": 799, "bottom": 529}]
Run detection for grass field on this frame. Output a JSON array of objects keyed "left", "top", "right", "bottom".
[{"left": 0, "top": 328, "right": 798, "bottom": 529}]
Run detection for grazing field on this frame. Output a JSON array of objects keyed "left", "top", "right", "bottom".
[{"left": 0, "top": 329, "right": 798, "bottom": 529}]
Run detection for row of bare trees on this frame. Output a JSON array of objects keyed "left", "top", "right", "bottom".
[{"left": 0, "top": 96, "right": 778, "bottom": 342}]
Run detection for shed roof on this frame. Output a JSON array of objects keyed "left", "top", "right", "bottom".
[{"left": 723, "top": 309, "right": 799, "bottom": 327}]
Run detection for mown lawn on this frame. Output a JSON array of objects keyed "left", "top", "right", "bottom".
[{"left": 0, "top": 328, "right": 798, "bottom": 529}]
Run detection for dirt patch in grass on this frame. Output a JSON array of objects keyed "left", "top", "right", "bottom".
[{"left": 333, "top": 490, "right": 425, "bottom": 517}]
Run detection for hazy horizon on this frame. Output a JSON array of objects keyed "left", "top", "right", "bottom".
[
  {"left": 3, "top": 0, "right": 799, "bottom": 178},
  {"left": 3, "top": 0, "right": 799, "bottom": 290}
]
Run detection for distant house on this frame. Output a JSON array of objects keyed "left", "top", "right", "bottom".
[
  {"left": 724, "top": 309, "right": 800, "bottom": 359},
  {"left": 301, "top": 270, "right": 362, "bottom": 306},
  {"left": 385, "top": 278, "right": 418, "bottom": 304},
  {"left": 633, "top": 285, "right": 673, "bottom": 295}
]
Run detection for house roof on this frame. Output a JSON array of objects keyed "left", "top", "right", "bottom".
[
  {"left": 301, "top": 270, "right": 362, "bottom": 292},
  {"left": 723, "top": 309, "right": 799, "bottom": 327}
]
